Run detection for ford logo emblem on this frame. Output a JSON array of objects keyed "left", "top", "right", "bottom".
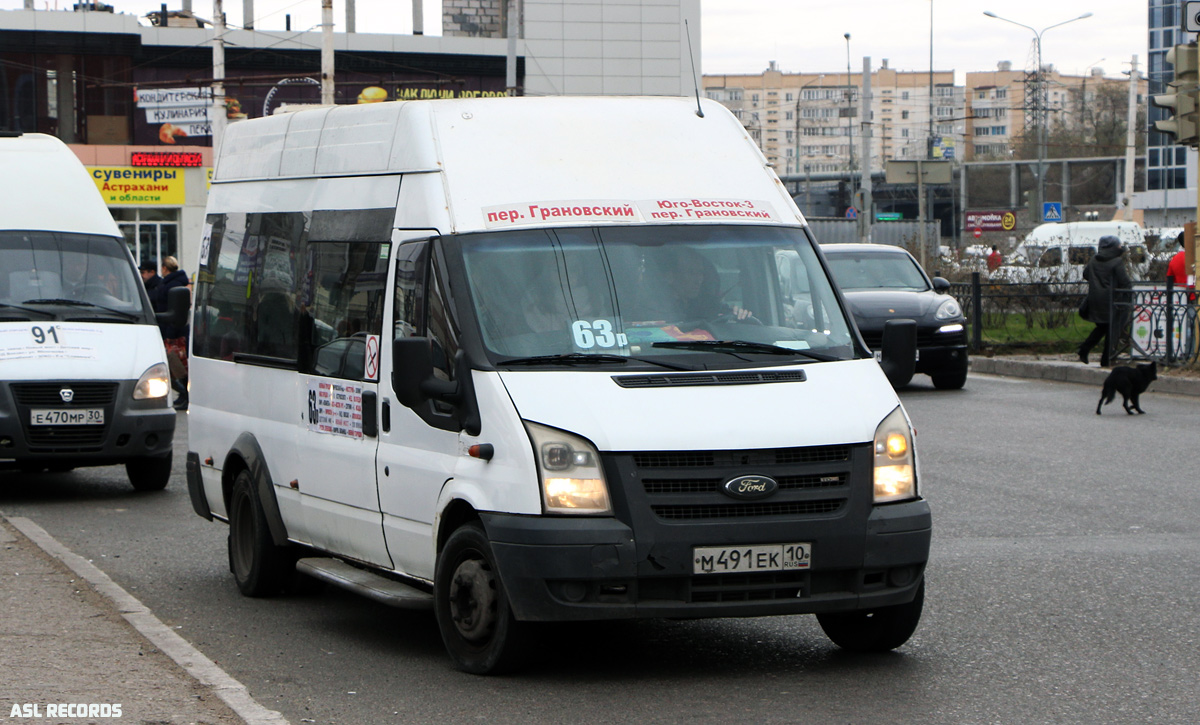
[{"left": 721, "top": 475, "right": 778, "bottom": 500}]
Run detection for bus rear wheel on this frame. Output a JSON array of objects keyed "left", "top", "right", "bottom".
[{"left": 227, "top": 470, "right": 294, "bottom": 596}]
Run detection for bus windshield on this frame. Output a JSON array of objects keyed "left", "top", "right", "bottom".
[
  {"left": 0, "top": 231, "right": 149, "bottom": 321},
  {"left": 456, "top": 225, "right": 857, "bottom": 367}
]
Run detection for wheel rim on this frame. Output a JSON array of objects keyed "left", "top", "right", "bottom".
[
  {"left": 231, "top": 490, "right": 254, "bottom": 579},
  {"left": 447, "top": 556, "right": 498, "bottom": 644}
]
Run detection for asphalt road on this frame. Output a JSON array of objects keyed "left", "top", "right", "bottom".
[{"left": 2, "top": 372, "right": 1199, "bottom": 724}]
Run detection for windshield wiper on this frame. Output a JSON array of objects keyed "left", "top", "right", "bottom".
[
  {"left": 651, "top": 340, "right": 837, "bottom": 361},
  {"left": 22, "top": 298, "right": 141, "bottom": 321},
  {"left": 500, "top": 353, "right": 691, "bottom": 370},
  {"left": 0, "top": 302, "right": 56, "bottom": 318}
]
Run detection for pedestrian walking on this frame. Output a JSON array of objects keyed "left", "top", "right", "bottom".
[
  {"left": 986, "top": 245, "right": 1003, "bottom": 272},
  {"left": 139, "top": 261, "right": 165, "bottom": 311},
  {"left": 1077, "top": 235, "right": 1131, "bottom": 367},
  {"left": 158, "top": 256, "right": 190, "bottom": 410}
]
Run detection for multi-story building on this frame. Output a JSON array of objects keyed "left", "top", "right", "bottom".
[
  {"left": 703, "top": 61, "right": 962, "bottom": 177},
  {"left": 1140, "top": 0, "right": 1195, "bottom": 224},
  {"left": 965, "top": 61, "right": 1145, "bottom": 162}
]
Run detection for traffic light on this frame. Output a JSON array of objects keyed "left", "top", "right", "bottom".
[{"left": 1153, "top": 42, "right": 1200, "bottom": 148}]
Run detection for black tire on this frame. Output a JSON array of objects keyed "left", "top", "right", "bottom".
[
  {"left": 227, "top": 470, "right": 294, "bottom": 597},
  {"left": 816, "top": 579, "right": 925, "bottom": 653},
  {"left": 931, "top": 366, "right": 968, "bottom": 390},
  {"left": 434, "top": 522, "right": 528, "bottom": 674},
  {"left": 126, "top": 453, "right": 172, "bottom": 491}
]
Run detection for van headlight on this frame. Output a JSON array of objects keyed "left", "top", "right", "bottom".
[
  {"left": 133, "top": 362, "right": 171, "bottom": 400},
  {"left": 873, "top": 406, "right": 916, "bottom": 503},
  {"left": 524, "top": 421, "right": 612, "bottom": 515}
]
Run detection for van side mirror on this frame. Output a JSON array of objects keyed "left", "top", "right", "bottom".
[
  {"left": 879, "top": 319, "right": 917, "bottom": 388},
  {"left": 391, "top": 337, "right": 481, "bottom": 436},
  {"left": 931, "top": 277, "right": 951, "bottom": 293},
  {"left": 393, "top": 337, "right": 448, "bottom": 408},
  {"left": 159, "top": 286, "right": 190, "bottom": 328}
]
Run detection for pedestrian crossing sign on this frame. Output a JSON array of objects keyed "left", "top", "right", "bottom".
[{"left": 1042, "top": 202, "right": 1062, "bottom": 222}]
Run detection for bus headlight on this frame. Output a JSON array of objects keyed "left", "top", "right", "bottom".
[
  {"left": 133, "top": 363, "right": 171, "bottom": 400},
  {"left": 525, "top": 421, "right": 611, "bottom": 515},
  {"left": 873, "top": 406, "right": 916, "bottom": 503}
]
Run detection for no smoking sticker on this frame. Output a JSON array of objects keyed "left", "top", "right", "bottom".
[{"left": 364, "top": 335, "right": 380, "bottom": 381}]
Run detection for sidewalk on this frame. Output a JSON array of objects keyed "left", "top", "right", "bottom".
[
  {"left": 969, "top": 353, "right": 1200, "bottom": 397},
  {"left": 0, "top": 516, "right": 285, "bottom": 725}
]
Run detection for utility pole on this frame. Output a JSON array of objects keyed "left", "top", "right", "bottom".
[
  {"left": 211, "top": 0, "right": 226, "bottom": 154},
  {"left": 506, "top": 0, "right": 518, "bottom": 95},
  {"left": 320, "top": 0, "right": 335, "bottom": 105},
  {"left": 1123, "top": 55, "right": 1138, "bottom": 222},
  {"left": 859, "top": 57, "right": 872, "bottom": 242}
]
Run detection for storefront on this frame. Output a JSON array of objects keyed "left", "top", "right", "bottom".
[{"left": 74, "top": 147, "right": 212, "bottom": 278}]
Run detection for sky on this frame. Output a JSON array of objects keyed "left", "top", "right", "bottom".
[{"left": 0, "top": 0, "right": 1151, "bottom": 81}]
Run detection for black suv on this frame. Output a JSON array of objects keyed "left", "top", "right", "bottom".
[{"left": 822, "top": 243, "right": 968, "bottom": 389}]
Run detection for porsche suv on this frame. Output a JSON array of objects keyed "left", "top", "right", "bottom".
[{"left": 822, "top": 243, "right": 968, "bottom": 389}]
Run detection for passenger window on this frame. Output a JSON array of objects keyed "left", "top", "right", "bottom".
[
  {"left": 1038, "top": 247, "right": 1062, "bottom": 266},
  {"left": 1068, "top": 247, "right": 1094, "bottom": 265},
  {"left": 426, "top": 244, "right": 461, "bottom": 392},
  {"left": 392, "top": 241, "right": 427, "bottom": 341},
  {"left": 302, "top": 242, "right": 389, "bottom": 380}
]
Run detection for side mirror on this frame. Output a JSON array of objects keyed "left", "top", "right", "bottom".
[
  {"left": 879, "top": 319, "right": 917, "bottom": 388},
  {"left": 158, "top": 286, "right": 190, "bottom": 328},
  {"left": 931, "top": 277, "right": 951, "bottom": 293},
  {"left": 391, "top": 337, "right": 481, "bottom": 436}
]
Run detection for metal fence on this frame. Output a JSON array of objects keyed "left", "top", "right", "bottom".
[{"left": 949, "top": 274, "right": 1199, "bottom": 366}]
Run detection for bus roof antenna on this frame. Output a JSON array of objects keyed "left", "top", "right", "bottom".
[{"left": 685, "top": 19, "right": 704, "bottom": 118}]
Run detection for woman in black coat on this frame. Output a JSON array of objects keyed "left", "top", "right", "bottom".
[{"left": 1078, "top": 235, "right": 1132, "bottom": 367}]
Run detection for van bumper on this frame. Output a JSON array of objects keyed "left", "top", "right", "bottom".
[
  {"left": 482, "top": 499, "right": 930, "bottom": 622},
  {"left": 0, "top": 380, "right": 175, "bottom": 467}
]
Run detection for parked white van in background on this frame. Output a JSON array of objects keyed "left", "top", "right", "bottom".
[
  {"left": 186, "top": 97, "right": 931, "bottom": 673},
  {"left": 0, "top": 132, "right": 188, "bottom": 490},
  {"left": 1000, "top": 220, "right": 1149, "bottom": 282}
]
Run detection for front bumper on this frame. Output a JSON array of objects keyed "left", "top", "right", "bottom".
[
  {"left": 915, "top": 341, "right": 969, "bottom": 376},
  {"left": 483, "top": 498, "right": 931, "bottom": 622},
  {"left": 0, "top": 379, "right": 175, "bottom": 466}
]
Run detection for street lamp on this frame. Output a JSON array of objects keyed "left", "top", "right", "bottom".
[
  {"left": 844, "top": 32, "right": 855, "bottom": 214},
  {"left": 983, "top": 10, "right": 1092, "bottom": 220},
  {"left": 793, "top": 74, "right": 825, "bottom": 176}
]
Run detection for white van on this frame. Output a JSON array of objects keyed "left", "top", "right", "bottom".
[
  {"left": 0, "top": 132, "right": 188, "bottom": 489},
  {"left": 186, "top": 97, "right": 931, "bottom": 673},
  {"left": 1001, "top": 220, "right": 1149, "bottom": 281}
]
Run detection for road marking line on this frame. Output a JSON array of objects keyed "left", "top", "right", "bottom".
[{"left": 6, "top": 515, "right": 289, "bottom": 725}]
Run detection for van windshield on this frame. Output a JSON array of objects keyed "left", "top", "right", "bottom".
[
  {"left": 0, "top": 231, "right": 149, "bottom": 321},
  {"left": 456, "top": 225, "right": 857, "bottom": 367}
]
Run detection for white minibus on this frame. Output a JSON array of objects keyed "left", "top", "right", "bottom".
[
  {"left": 0, "top": 132, "right": 188, "bottom": 490},
  {"left": 186, "top": 97, "right": 931, "bottom": 673}
]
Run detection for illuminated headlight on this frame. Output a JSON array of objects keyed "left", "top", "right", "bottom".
[
  {"left": 133, "top": 362, "right": 171, "bottom": 400},
  {"left": 937, "top": 323, "right": 964, "bottom": 334},
  {"left": 935, "top": 297, "right": 962, "bottom": 320},
  {"left": 873, "top": 406, "right": 916, "bottom": 503},
  {"left": 525, "top": 421, "right": 612, "bottom": 515}
]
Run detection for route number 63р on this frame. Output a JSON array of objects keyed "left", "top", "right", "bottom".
[
  {"left": 571, "top": 319, "right": 628, "bottom": 349},
  {"left": 31, "top": 325, "right": 61, "bottom": 344}
]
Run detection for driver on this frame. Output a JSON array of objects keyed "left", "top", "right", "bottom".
[{"left": 657, "top": 247, "right": 752, "bottom": 321}]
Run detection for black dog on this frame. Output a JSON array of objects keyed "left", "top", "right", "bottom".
[{"left": 1096, "top": 361, "right": 1157, "bottom": 415}]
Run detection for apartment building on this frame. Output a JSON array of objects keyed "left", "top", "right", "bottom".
[
  {"left": 702, "top": 61, "right": 961, "bottom": 176},
  {"left": 965, "top": 61, "right": 1144, "bottom": 162}
]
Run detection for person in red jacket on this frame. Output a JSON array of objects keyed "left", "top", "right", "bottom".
[{"left": 1167, "top": 232, "right": 1189, "bottom": 287}]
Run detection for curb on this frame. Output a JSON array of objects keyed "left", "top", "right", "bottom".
[
  {"left": 5, "top": 516, "right": 289, "bottom": 725},
  {"left": 969, "top": 357, "right": 1200, "bottom": 397}
]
